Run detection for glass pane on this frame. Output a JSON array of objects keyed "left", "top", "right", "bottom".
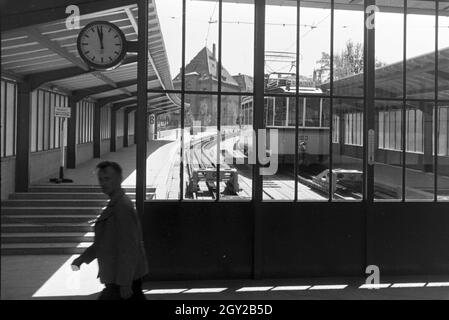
[
  {"left": 406, "top": 0, "right": 435, "bottom": 100},
  {"left": 223, "top": 0, "right": 254, "bottom": 93},
  {"left": 184, "top": 94, "right": 218, "bottom": 200},
  {"left": 375, "top": 1, "right": 404, "bottom": 99},
  {"left": 155, "top": 0, "right": 182, "bottom": 82},
  {"left": 300, "top": 1, "right": 331, "bottom": 94},
  {"left": 146, "top": 110, "right": 181, "bottom": 200},
  {"left": 333, "top": 6, "right": 364, "bottom": 97},
  {"left": 184, "top": 0, "right": 218, "bottom": 92},
  {"left": 437, "top": 104, "right": 449, "bottom": 201},
  {"left": 438, "top": 5, "right": 449, "bottom": 101},
  {"left": 219, "top": 95, "right": 252, "bottom": 200},
  {"left": 265, "top": 2, "right": 297, "bottom": 94},
  {"left": 405, "top": 101, "right": 434, "bottom": 200},
  {"left": 262, "top": 96, "right": 296, "bottom": 201},
  {"left": 332, "top": 98, "right": 364, "bottom": 200},
  {"left": 274, "top": 96, "right": 287, "bottom": 126},
  {"left": 297, "top": 97, "right": 330, "bottom": 201},
  {"left": 374, "top": 100, "right": 403, "bottom": 201},
  {"left": 437, "top": 2, "right": 449, "bottom": 200}
]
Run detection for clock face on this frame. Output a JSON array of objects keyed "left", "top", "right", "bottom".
[{"left": 77, "top": 21, "right": 127, "bottom": 70}]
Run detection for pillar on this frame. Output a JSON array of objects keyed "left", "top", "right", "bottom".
[
  {"left": 66, "top": 96, "right": 77, "bottom": 168},
  {"left": 15, "top": 82, "right": 31, "bottom": 192}
]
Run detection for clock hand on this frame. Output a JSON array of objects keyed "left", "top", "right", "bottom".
[{"left": 97, "top": 26, "right": 104, "bottom": 50}]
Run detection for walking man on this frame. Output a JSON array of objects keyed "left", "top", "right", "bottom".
[{"left": 72, "top": 161, "right": 148, "bottom": 300}]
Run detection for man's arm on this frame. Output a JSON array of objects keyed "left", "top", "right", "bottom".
[{"left": 73, "top": 243, "right": 96, "bottom": 267}]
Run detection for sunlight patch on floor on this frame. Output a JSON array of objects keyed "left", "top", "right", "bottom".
[{"left": 32, "top": 255, "right": 103, "bottom": 298}]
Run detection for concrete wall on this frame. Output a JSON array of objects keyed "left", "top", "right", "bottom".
[
  {"left": 76, "top": 143, "right": 93, "bottom": 166},
  {"left": 29, "top": 148, "right": 61, "bottom": 183},
  {"left": 100, "top": 139, "right": 110, "bottom": 156},
  {"left": 143, "top": 201, "right": 448, "bottom": 280},
  {"left": 117, "top": 136, "right": 124, "bottom": 149},
  {"left": 1, "top": 157, "right": 15, "bottom": 200},
  {"left": 129, "top": 135, "right": 135, "bottom": 145}
]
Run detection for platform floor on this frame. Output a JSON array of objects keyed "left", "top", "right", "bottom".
[
  {"left": 1, "top": 254, "right": 448, "bottom": 300},
  {"left": 35, "top": 140, "right": 180, "bottom": 199}
]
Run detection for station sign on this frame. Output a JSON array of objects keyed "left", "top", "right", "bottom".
[{"left": 55, "top": 107, "right": 71, "bottom": 118}]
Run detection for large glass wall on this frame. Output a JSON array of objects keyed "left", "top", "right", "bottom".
[
  {"left": 146, "top": 0, "right": 448, "bottom": 203},
  {"left": 149, "top": 0, "right": 254, "bottom": 201}
]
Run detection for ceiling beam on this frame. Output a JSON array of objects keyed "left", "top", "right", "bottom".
[
  {"left": 1, "top": 70, "right": 24, "bottom": 82},
  {"left": 125, "top": 106, "right": 137, "bottom": 113},
  {"left": 25, "top": 27, "right": 89, "bottom": 71},
  {"left": 125, "top": 5, "right": 168, "bottom": 91},
  {"left": 112, "top": 99, "right": 137, "bottom": 109},
  {"left": 25, "top": 27, "right": 133, "bottom": 97},
  {"left": 98, "top": 93, "right": 132, "bottom": 106},
  {"left": 97, "top": 91, "right": 167, "bottom": 106},
  {"left": 1, "top": 0, "right": 137, "bottom": 32},
  {"left": 26, "top": 55, "right": 137, "bottom": 91},
  {"left": 72, "top": 76, "right": 158, "bottom": 101}
]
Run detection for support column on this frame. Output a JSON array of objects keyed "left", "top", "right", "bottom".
[
  {"left": 136, "top": 0, "right": 149, "bottom": 216},
  {"left": 93, "top": 103, "right": 101, "bottom": 158},
  {"left": 15, "top": 82, "right": 31, "bottom": 192},
  {"left": 252, "top": 0, "right": 265, "bottom": 280},
  {"left": 123, "top": 109, "right": 129, "bottom": 147},
  {"left": 66, "top": 96, "right": 77, "bottom": 168},
  {"left": 364, "top": 0, "right": 376, "bottom": 201},
  {"left": 110, "top": 107, "right": 117, "bottom": 152}
]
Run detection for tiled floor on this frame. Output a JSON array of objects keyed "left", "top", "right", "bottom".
[{"left": 1, "top": 255, "right": 448, "bottom": 300}]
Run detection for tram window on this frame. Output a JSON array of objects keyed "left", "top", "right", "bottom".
[
  {"left": 266, "top": 97, "right": 274, "bottom": 126},
  {"left": 332, "top": 115, "right": 340, "bottom": 143},
  {"left": 287, "top": 97, "right": 295, "bottom": 127},
  {"left": 305, "top": 97, "right": 320, "bottom": 127},
  {"left": 322, "top": 99, "right": 330, "bottom": 127},
  {"left": 274, "top": 96, "right": 286, "bottom": 126}
]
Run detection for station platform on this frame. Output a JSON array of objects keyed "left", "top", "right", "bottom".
[
  {"left": 1, "top": 254, "right": 448, "bottom": 300},
  {"left": 34, "top": 140, "right": 180, "bottom": 200}
]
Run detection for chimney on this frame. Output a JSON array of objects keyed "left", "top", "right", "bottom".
[{"left": 212, "top": 43, "right": 216, "bottom": 60}]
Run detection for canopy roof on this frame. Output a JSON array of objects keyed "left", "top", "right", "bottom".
[{"left": 1, "top": 0, "right": 180, "bottom": 115}]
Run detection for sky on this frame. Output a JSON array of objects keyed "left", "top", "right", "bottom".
[{"left": 154, "top": 0, "right": 449, "bottom": 80}]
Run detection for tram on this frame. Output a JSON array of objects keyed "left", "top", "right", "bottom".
[{"left": 237, "top": 73, "right": 330, "bottom": 164}]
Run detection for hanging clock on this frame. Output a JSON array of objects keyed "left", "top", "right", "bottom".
[{"left": 77, "top": 21, "right": 128, "bottom": 71}]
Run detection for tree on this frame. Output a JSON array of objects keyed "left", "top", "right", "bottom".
[{"left": 313, "top": 40, "right": 386, "bottom": 84}]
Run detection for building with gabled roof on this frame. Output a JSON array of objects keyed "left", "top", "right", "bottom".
[{"left": 173, "top": 45, "right": 243, "bottom": 127}]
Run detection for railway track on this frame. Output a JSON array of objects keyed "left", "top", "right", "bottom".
[{"left": 185, "top": 133, "right": 236, "bottom": 199}]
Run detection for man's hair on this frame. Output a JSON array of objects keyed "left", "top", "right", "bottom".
[{"left": 96, "top": 161, "right": 123, "bottom": 176}]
